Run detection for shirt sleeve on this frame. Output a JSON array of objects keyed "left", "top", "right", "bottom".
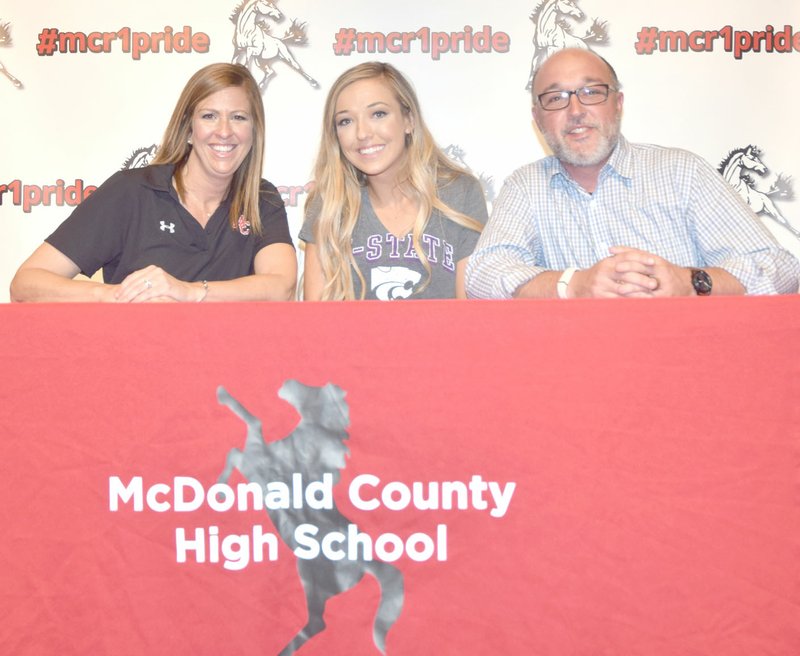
[
  {"left": 297, "top": 195, "right": 320, "bottom": 245},
  {"left": 687, "top": 156, "right": 800, "bottom": 295},
  {"left": 256, "top": 180, "right": 294, "bottom": 251},
  {"left": 442, "top": 174, "right": 488, "bottom": 261},
  {"left": 45, "top": 170, "right": 130, "bottom": 278},
  {"left": 465, "top": 169, "right": 551, "bottom": 299}
]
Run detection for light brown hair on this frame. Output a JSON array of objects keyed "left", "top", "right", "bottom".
[
  {"left": 306, "top": 61, "right": 483, "bottom": 300},
  {"left": 153, "top": 63, "right": 267, "bottom": 234}
]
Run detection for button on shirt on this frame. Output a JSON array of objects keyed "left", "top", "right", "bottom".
[{"left": 466, "top": 136, "right": 800, "bottom": 298}]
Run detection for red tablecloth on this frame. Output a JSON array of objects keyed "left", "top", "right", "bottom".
[{"left": 1, "top": 297, "right": 798, "bottom": 655}]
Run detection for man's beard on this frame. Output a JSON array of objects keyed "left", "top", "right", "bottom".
[{"left": 544, "top": 117, "right": 621, "bottom": 168}]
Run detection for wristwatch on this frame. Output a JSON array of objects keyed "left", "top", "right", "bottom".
[{"left": 690, "top": 269, "right": 712, "bottom": 296}]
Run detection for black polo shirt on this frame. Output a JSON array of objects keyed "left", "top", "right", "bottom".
[{"left": 47, "top": 164, "right": 292, "bottom": 284}]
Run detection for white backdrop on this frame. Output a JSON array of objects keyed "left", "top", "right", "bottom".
[{"left": 2, "top": 0, "right": 798, "bottom": 301}]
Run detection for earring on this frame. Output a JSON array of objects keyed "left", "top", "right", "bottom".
[{"left": 187, "top": 136, "right": 193, "bottom": 145}]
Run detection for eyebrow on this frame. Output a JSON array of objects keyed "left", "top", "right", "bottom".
[
  {"left": 196, "top": 108, "right": 251, "bottom": 117},
  {"left": 334, "top": 100, "right": 391, "bottom": 117},
  {"left": 539, "top": 77, "right": 608, "bottom": 93}
]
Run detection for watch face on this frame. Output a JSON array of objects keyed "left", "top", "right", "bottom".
[{"left": 691, "top": 269, "right": 712, "bottom": 296}]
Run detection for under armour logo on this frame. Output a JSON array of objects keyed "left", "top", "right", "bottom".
[{"left": 160, "top": 221, "right": 175, "bottom": 233}]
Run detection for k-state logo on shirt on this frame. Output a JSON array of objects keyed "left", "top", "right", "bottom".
[{"left": 370, "top": 266, "right": 422, "bottom": 300}]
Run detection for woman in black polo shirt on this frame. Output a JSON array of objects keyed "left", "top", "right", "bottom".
[{"left": 10, "top": 63, "right": 296, "bottom": 303}]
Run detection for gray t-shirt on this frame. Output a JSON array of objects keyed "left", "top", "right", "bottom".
[{"left": 300, "top": 173, "right": 487, "bottom": 299}]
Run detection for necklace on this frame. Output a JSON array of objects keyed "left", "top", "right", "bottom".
[
  {"left": 184, "top": 188, "right": 218, "bottom": 217},
  {"left": 367, "top": 187, "right": 418, "bottom": 238},
  {"left": 176, "top": 177, "right": 223, "bottom": 224}
]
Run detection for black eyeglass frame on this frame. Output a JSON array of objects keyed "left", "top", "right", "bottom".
[{"left": 535, "top": 84, "right": 618, "bottom": 111}]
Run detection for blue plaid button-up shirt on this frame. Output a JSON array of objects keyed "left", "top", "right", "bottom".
[{"left": 466, "top": 136, "right": 800, "bottom": 297}]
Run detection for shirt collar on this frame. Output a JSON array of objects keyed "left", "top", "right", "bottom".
[
  {"left": 141, "top": 163, "right": 176, "bottom": 192},
  {"left": 547, "top": 134, "right": 633, "bottom": 189},
  {"left": 143, "top": 163, "right": 234, "bottom": 206},
  {"left": 604, "top": 135, "right": 633, "bottom": 183}
]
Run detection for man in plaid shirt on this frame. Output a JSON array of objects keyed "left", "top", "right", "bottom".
[{"left": 466, "top": 48, "right": 799, "bottom": 299}]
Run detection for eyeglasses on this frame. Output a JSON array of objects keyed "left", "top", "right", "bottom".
[{"left": 536, "top": 84, "right": 616, "bottom": 111}]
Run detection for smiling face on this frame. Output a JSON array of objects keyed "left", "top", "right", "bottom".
[
  {"left": 532, "top": 49, "right": 623, "bottom": 180},
  {"left": 333, "top": 76, "right": 413, "bottom": 185},
  {"left": 185, "top": 85, "right": 254, "bottom": 188}
]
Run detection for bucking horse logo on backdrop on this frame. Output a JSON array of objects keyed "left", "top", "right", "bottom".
[
  {"left": 718, "top": 145, "right": 798, "bottom": 239},
  {"left": 0, "top": 20, "right": 23, "bottom": 89},
  {"left": 526, "top": 0, "right": 609, "bottom": 90},
  {"left": 230, "top": 0, "right": 319, "bottom": 92},
  {"left": 120, "top": 145, "right": 158, "bottom": 171},
  {"left": 217, "top": 381, "right": 404, "bottom": 655},
  {"left": 444, "top": 144, "right": 497, "bottom": 207}
]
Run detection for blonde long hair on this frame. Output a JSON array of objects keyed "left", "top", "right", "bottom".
[
  {"left": 152, "top": 63, "right": 267, "bottom": 234},
  {"left": 306, "top": 62, "right": 483, "bottom": 300}
]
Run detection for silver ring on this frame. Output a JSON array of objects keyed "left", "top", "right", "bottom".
[{"left": 144, "top": 279, "right": 153, "bottom": 289}]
